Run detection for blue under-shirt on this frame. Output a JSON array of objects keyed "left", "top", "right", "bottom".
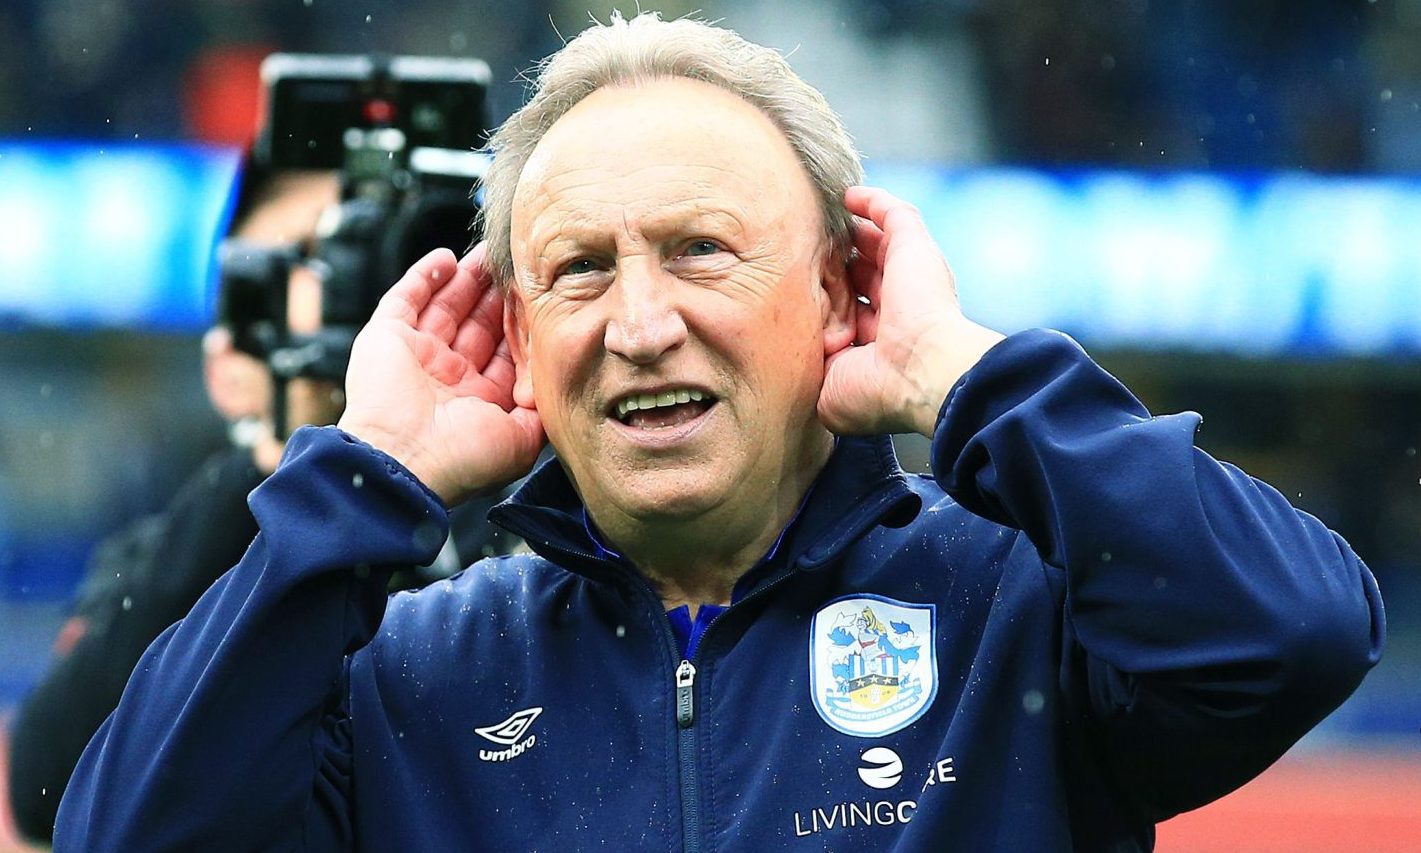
[
  {"left": 665, "top": 603, "right": 728, "bottom": 659},
  {"left": 580, "top": 481, "right": 816, "bottom": 660}
]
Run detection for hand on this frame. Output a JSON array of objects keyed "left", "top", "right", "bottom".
[
  {"left": 202, "top": 326, "right": 272, "bottom": 424},
  {"left": 818, "top": 186, "right": 1005, "bottom": 438},
  {"left": 337, "top": 245, "right": 545, "bottom": 505}
]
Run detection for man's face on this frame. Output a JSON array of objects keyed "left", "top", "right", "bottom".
[{"left": 506, "top": 78, "right": 850, "bottom": 531}]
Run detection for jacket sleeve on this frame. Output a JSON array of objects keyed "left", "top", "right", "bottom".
[
  {"left": 52, "top": 427, "right": 447, "bottom": 852},
  {"left": 7, "top": 449, "right": 262, "bottom": 843},
  {"left": 931, "top": 329, "right": 1385, "bottom": 820}
]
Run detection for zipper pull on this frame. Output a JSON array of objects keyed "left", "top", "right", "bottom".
[{"left": 675, "top": 659, "right": 697, "bottom": 728}]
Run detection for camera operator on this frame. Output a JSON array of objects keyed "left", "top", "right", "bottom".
[{"left": 5, "top": 55, "right": 518, "bottom": 844}]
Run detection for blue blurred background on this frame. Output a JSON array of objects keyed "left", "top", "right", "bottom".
[{"left": 0, "top": 0, "right": 1417, "bottom": 846}]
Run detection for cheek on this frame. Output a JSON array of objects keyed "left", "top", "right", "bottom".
[
  {"left": 526, "top": 311, "right": 604, "bottom": 413},
  {"left": 713, "top": 299, "right": 824, "bottom": 399}
]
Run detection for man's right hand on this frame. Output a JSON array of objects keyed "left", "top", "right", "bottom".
[{"left": 337, "top": 245, "right": 545, "bottom": 506}]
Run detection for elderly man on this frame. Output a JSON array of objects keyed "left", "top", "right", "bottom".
[{"left": 56, "top": 13, "right": 1381, "bottom": 852}]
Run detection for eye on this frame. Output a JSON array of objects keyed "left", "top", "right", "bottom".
[
  {"left": 559, "top": 257, "right": 601, "bottom": 277},
  {"left": 681, "top": 239, "right": 722, "bottom": 258}
]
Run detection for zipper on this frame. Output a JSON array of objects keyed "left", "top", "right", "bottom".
[
  {"left": 675, "top": 660, "right": 697, "bottom": 727},
  {"left": 492, "top": 511, "right": 818, "bottom": 853},
  {"left": 494, "top": 522, "right": 711, "bottom": 852},
  {"left": 665, "top": 564, "right": 805, "bottom": 853},
  {"left": 673, "top": 658, "right": 701, "bottom": 852}
]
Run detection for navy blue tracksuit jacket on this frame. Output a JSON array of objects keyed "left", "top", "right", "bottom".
[{"left": 55, "top": 330, "right": 1384, "bottom": 851}]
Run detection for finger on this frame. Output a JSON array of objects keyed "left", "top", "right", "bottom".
[
  {"left": 202, "top": 325, "right": 234, "bottom": 357},
  {"left": 508, "top": 406, "right": 547, "bottom": 462},
  {"left": 373, "top": 248, "right": 459, "bottom": 326},
  {"left": 426, "top": 339, "right": 469, "bottom": 387},
  {"left": 856, "top": 303, "right": 879, "bottom": 346},
  {"left": 847, "top": 185, "right": 956, "bottom": 304},
  {"left": 481, "top": 336, "right": 518, "bottom": 395},
  {"left": 417, "top": 254, "right": 492, "bottom": 340},
  {"left": 468, "top": 271, "right": 506, "bottom": 340},
  {"left": 847, "top": 251, "right": 883, "bottom": 308},
  {"left": 844, "top": 186, "right": 933, "bottom": 246},
  {"left": 851, "top": 217, "right": 887, "bottom": 270},
  {"left": 451, "top": 283, "right": 505, "bottom": 373},
  {"left": 458, "top": 241, "right": 490, "bottom": 272}
]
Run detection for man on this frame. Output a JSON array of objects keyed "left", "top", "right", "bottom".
[
  {"left": 55, "top": 13, "right": 1382, "bottom": 851},
  {"left": 9, "top": 163, "right": 513, "bottom": 844}
]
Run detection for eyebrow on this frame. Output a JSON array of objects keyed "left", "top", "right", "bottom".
[{"left": 535, "top": 203, "right": 749, "bottom": 257}]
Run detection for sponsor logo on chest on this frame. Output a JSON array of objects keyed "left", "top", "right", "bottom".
[{"left": 789, "top": 746, "right": 961, "bottom": 839}]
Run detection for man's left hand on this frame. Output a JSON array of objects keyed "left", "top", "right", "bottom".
[{"left": 818, "top": 185, "right": 1005, "bottom": 438}]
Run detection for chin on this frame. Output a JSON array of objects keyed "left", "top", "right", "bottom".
[{"left": 611, "top": 471, "right": 731, "bottom": 522}]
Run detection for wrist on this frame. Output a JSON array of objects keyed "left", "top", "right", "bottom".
[
  {"left": 906, "top": 323, "right": 1005, "bottom": 438},
  {"left": 334, "top": 417, "right": 455, "bottom": 503}
]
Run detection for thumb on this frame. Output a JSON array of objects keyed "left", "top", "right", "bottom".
[
  {"left": 818, "top": 345, "right": 882, "bottom": 436},
  {"left": 509, "top": 407, "right": 547, "bottom": 459}
]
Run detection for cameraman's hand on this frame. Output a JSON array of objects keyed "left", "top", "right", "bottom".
[{"left": 337, "top": 245, "right": 545, "bottom": 506}]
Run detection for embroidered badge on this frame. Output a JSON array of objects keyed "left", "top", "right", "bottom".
[{"left": 810, "top": 594, "right": 937, "bottom": 737}]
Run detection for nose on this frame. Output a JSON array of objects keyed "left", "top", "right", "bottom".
[{"left": 603, "top": 260, "right": 687, "bottom": 364}]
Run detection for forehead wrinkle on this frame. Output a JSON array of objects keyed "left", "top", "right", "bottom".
[
  {"left": 528, "top": 190, "right": 755, "bottom": 252},
  {"left": 511, "top": 78, "right": 821, "bottom": 285}
]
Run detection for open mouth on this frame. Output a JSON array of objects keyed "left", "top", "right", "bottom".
[{"left": 611, "top": 388, "right": 717, "bottom": 430}]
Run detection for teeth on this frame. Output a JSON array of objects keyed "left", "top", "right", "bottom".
[{"left": 615, "top": 389, "right": 710, "bottom": 419}]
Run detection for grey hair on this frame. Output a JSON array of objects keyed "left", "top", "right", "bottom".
[{"left": 479, "top": 11, "right": 863, "bottom": 286}]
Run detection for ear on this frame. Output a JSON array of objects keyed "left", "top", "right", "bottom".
[
  {"left": 819, "top": 245, "right": 856, "bottom": 356},
  {"left": 503, "top": 288, "right": 536, "bottom": 409}
]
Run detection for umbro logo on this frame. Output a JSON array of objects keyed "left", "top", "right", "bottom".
[
  {"left": 474, "top": 707, "right": 543, "bottom": 762},
  {"left": 475, "top": 707, "right": 542, "bottom": 745}
]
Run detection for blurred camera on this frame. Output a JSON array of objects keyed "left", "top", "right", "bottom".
[{"left": 217, "top": 53, "right": 491, "bottom": 406}]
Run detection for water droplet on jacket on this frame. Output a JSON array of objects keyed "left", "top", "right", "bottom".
[{"left": 352, "top": 472, "right": 364, "bottom": 488}]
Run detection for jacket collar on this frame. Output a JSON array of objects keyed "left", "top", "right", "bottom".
[{"left": 487, "top": 435, "right": 922, "bottom": 586}]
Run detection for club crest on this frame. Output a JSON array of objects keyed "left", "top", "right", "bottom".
[{"left": 810, "top": 594, "right": 937, "bottom": 737}]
